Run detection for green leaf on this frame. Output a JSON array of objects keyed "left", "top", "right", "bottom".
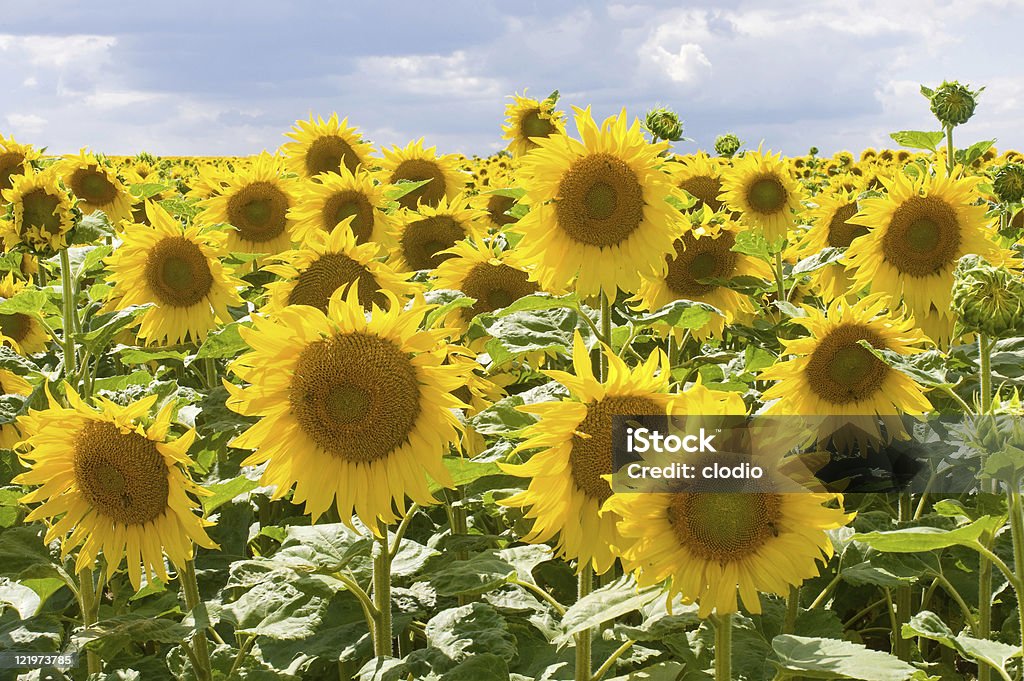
[
  {"left": 75, "top": 244, "right": 113, "bottom": 281},
  {"left": 74, "top": 614, "right": 189, "bottom": 660},
  {"left": 429, "top": 457, "right": 503, "bottom": 493},
  {"left": 494, "top": 292, "right": 579, "bottom": 316},
  {"left": 0, "top": 579, "right": 40, "bottom": 618},
  {"left": 920, "top": 84, "right": 935, "bottom": 99},
  {"left": 427, "top": 551, "right": 517, "bottom": 597},
  {"left": 480, "top": 307, "right": 593, "bottom": 364},
  {"left": 854, "top": 515, "right": 1002, "bottom": 553},
  {"left": 192, "top": 321, "right": 252, "bottom": 361},
  {"left": 771, "top": 635, "right": 917, "bottom": 680},
  {"left": 78, "top": 305, "right": 153, "bottom": 354},
  {"left": 792, "top": 247, "right": 845, "bottom": 275},
  {"left": 423, "top": 290, "right": 476, "bottom": 328},
  {"left": 902, "top": 610, "right": 1021, "bottom": 674},
  {"left": 223, "top": 567, "right": 341, "bottom": 639},
  {"left": 840, "top": 561, "right": 915, "bottom": 587},
  {"left": 272, "top": 524, "right": 373, "bottom": 574},
  {"left": 890, "top": 130, "right": 945, "bottom": 152},
  {"left": 129, "top": 182, "right": 174, "bottom": 199},
  {"left": 426, "top": 603, "right": 516, "bottom": 663},
  {"left": 732, "top": 230, "right": 771, "bottom": 260},
  {"left": 484, "top": 187, "right": 526, "bottom": 200},
  {"left": 555, "top": 576, "right": 661, "bottom": 646},
  {"left": 0, "top": 289, "right": 48, "bottom": 316},
  {"left": 116, "top": 346, "right": 189, "bottom": 364},
  {"left": 956, "top": 139, "right": 996, "bottom": 166},
  {"left": 468, "top": 381, "right": 567, "bottom": 436},
  {"left": 72, "top": 212, "right": 114, "bottom": 244},
  {"left": 202, "top": 475, "right": 259, "bottom": 513},
  {"left": 631, "top": 299, "right": 717, "bottom": 329},
  {"left": 385, "top": 178, "right": 433, "bottom": 200},
  {"left": 440, "top": 654, "right": 510, "bottom": 680}
]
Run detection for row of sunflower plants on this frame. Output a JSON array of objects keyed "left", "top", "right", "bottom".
[{"left": 0, "top": 82, "right": 1020, "bottom": 681}]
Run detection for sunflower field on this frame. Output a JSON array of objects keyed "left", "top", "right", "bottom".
[{"left": 0, "top": 81, "right": 1022, "bottom": 681}]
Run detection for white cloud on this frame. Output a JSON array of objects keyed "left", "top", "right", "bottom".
[
  {"left": 355, "top": 50, "right": 501, "bottom": 98},
  {"left": 6, "top": 113, "right": 47, "bottom": 134}
]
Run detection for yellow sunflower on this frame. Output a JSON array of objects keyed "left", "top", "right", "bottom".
[
  {"left": 0, "top": 166, "right": 77, "bottom": 254},
  {"left": 719, "top": 147, "right": 804, "bottom": 243},
  {"left": 844, "top": 170, "right": 1009, "bottom": 345},
  {"left": 0, "top": 273, "right": 49, "bottom": 355},
  {"left": 633, "top": 219, "right": 772, "bottom": 340},
  {"left": 281, "top": 113, "right": 375, "bottom": 179},
  {"left": 379, "top": 139, "right": 467, "bottom": 210},
  {"left": 669, "top": 152, "right": 728, "bottom": 213},
  {"left": 391, "top": 195, "right": 488, "bottom": 272},
  {"left": 200, "top": 153, "right": 299, "bottom": 255},
  {"left": 788, "top": 189, "right": 867, "bottom": 301},
  {"left": 502, "top": 91, "right": 566, "bottom": 158},
  {"left": 0, "top": 368, "right": 32, "bottom": 449},
  {"left": 759, "top": 294, "right": 933, "bottom": 443},
  {"left": 106, "top": 202, "right": 244, "bottom": 345},
  {"left": 56, "top": 149, "right": 133, "bottom": 224},
  {"left": 514, "top": 107, "right": 685, "bottom": 297},
  {"left": 607, "top": 444, "right": 854, "bottom": 617},
  {"left": 227, "top": 288, "right": 468, "bottom": 528},
  {"left": 264, "top": 219, "right": 417, "bottom": 314},
  {"left": 473, "top": 188, "right": 522, "bottom": 231},
  {"left": 13, "top": 388, "right": 216, "bottom": 591},
  {"left": 432, "top": 239, "right": 539, "bottom": 324},
  {"left": 0, "top": 135, "right": 40, "bottom": 199},
  {"left": 499, "top": 333, "right": 685, "bottom": 575},
  {"left": 287, "top": 166, "right": 395, "bottom": 246}
]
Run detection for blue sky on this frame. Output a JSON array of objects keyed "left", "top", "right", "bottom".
[{"left": 2, "top": 0, "right": 1021, "bottom": 157}]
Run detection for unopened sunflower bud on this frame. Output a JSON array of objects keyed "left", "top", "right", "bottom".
[
  {"left": 714, "top": 133, "right": 741, "bottom": 158},
  {"left": 993, "top": 162, "right": 1024, "bottom": 203},
  {"left": 645, "top": 107, "right": 684, "bottom": 142},
  {"left": 928, "top": 81, "right": 980, "bottom": 128},
  {"left": 951, "top": 255, "right": 1024, "bottom": 337}
]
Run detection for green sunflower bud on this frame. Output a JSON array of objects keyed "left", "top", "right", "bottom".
[
  {"left": 993, "top": 162, "right": 1024, "bottom": 203},
  {"left": 644, "top": 107, "right": 684, "bottom": 142},
  {"left": 928, "top": 80, "right": 980, "bottom": 128},
  {"left": 714, "top": 133, "right": 741, "bottom": 158},
  {"left": 951, "top": 255, "right": 1024, "bottom": 337}
]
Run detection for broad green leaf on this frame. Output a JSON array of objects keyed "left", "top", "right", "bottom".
[
  {"left": 771, "top": 635, "right": 917, "bottom": 680},
  {"left": 129, "top": 182, "right": 174, "bottom": 199},
  {"left": 605, "top": 662, "right": 687, "bottom": 681},
  {"left": 480, "top": 306, "right": 594, "bottom": 362},
  {"left": 426, "top": 551, "right": 517, "bottom": 597},
  {"left": 555, "top": 575, "right": 661, "bottom": 646},
  {"left": 0, "top": 579, "right": 40, "bottom": 619},
  {"left": 485, "top": 187, "right": 526, "bottom": 199},
  {"left": 202, "top": 475, "right": 259, "bottom": 513},
  {"left": 854, "top": 515, "right": 1002, "bottom": 552},
  {"left": 192, "top": 320, "right": 252, "bottom": 361},
  {"left": 468, "top": 381, "right": 567, "bottom": 436},
  {"left": 890, "top": 130, "right": 944, "bottom": 152},
  {"left": 78, "top": 305, "right": 153, "bottom": 354},
  {"left": 840, "top": 561, "right": 915, "bottom": 587},
  {"left": 0, "top": 289, "right": 48, "bottom": 316},
  {"left": 956, "top": 139, "right": 996, "bottom": 166},
  {"left": 792, "top": 247, "right": 845, "bottom": 275},
  {"left": 494, "top": 292, "right": 579, "bottom": 316},
  {"left": 631, "top": 299, "right": 717, "bottom": 330},
  {"left": 273, "top": 524, "right": 373, "bottom": 574},
  {"left": 903, "top": 611, "right": 1020, "bottom": 674},
  {"left": 74, "top": 614, "right": 189, "bottom": 660},
  {"left": 426, "top": 603, "right": 516, "bottom": 663},
  {"left": 223, "top": 567, "right": 341, "bottom": 639},
  {"left": 439, "top": 654, "right": 510, "bottom": 680},
  {"left": 384, "top": 178, "right": 433, "bottom": 200},
  {"left": 75, "top": 244, "right": 113, "bottom": 281},
  {"left": 429, "top": 457, "right": 503, "bottom": 493},
  {"left": 116, "top": 346, "right": 189, "bottom": 364},
  {"left": 422, "top": 290, "right": 476, "bottom": 328},
  {"left": 732, "top": 230, "right": 770, "bottom": 260},
  {"left": 72, "top": 212, "right": 115, "bottom": 244}
]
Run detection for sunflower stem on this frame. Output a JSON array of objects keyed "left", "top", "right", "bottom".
[
  {"left": 59, "top": 248, "right": 78, "bottom": 381},
  {"left": 372, "top": 520, "right": 394, "bottom": 658},
  {"left": 575, "top": 563, "right": 593, "bottom": 681},
  {"left": 78, "top": 568, "right": 101, "bottom": 675},
  {"left": 784, "top": 585, "right": 800, "bottom": 633},
  {"left": 893, "top": 492, "right": 913, "bottom": 661},
  {"left": 773, "top": 251, "right": 786, "bottom": 302},
  {"left": 181, "top": 560, "right": 213, "bottom": 681},
  {"left": 599, "top": 292, "right": 612, "bottom": 381},
  {"left": 945, "top": 125, "right": 955, "bottom": 176},
  {"left": 713, "top": 612, "right": 732, "bottom": 681},
  {"left": 1006, "top": 476, "right": 1024, "bottom": 665}
]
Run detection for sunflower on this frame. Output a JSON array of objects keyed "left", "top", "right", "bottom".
[
  {"left": 281, "top": 113, "right": 375, "bottom": 179},
  {"left": 379, "top": 139, "right": 467, "bottom": 210},
  {"left": 669, "top": 152, "right": 728, "bottom": 213},
  {"left": 759, "top": 294, "right": 932, "bottom": 444},
  {"left": 788, "top": 189, "right": 867, "bottom": 301},
  {"left": 287, "top": 166, "right": 395, "bottom": 247},
  {"left": 499, "top": 333, "right": 684, "bottom": 574},
  {"left": 502, "top": 92, "right": 566, "bottom": 158},
  {"left": 56, "top": 150, "right": 133, "bottom": 224},
  {"left": 0, "top": 166, "right": 77, "bottom": 254},
  {"left": 473, "top": 189, "right": 521, "bottom": 231},
  {"left": 433, "top": 239, "right": 539, "bottom": 322},
  {"left": 514, "top": 107, "right": 685, "bottom": 297},
  {"left": 606, "top": 441, "right": 853, "bottom": 617},
  {"left": 719, "top": 147, "right": 804, "bottom": 243},
  {"left": 0, "top": 135, "right": 40, "bottom": 198},
  {"left": 845, "top": 170, "right": 1010, "bottom": 344},
  {"left": 226, "top": 288, "right": 468, "bottom": 528},
  {"left": 0, "top": 273, "right": 49, "bottom": 355},
  {"left": 633, "top": 218, "right": 772, "bottom": 340},
  {"left": 0, "top": 368, "right": 32, "bottom": 449},
  {"left": 391, "top": 195, "right": 488, "bottom": 272},
  {"left": 200, "top": 153, "right": 299, "bottom": 255},
  {"left": 106, "top": 202, "right": 243, "bottom": 345},
  {"left": 264, "top": 219, "right": 417, "bottom": 314},
  {"left": 13, "top": 388, "right": 216, "bottom": 591}
]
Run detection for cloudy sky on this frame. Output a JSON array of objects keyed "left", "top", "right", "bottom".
[{"left": 1, "top": 0, "right": 1021, "bottom": 157}]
